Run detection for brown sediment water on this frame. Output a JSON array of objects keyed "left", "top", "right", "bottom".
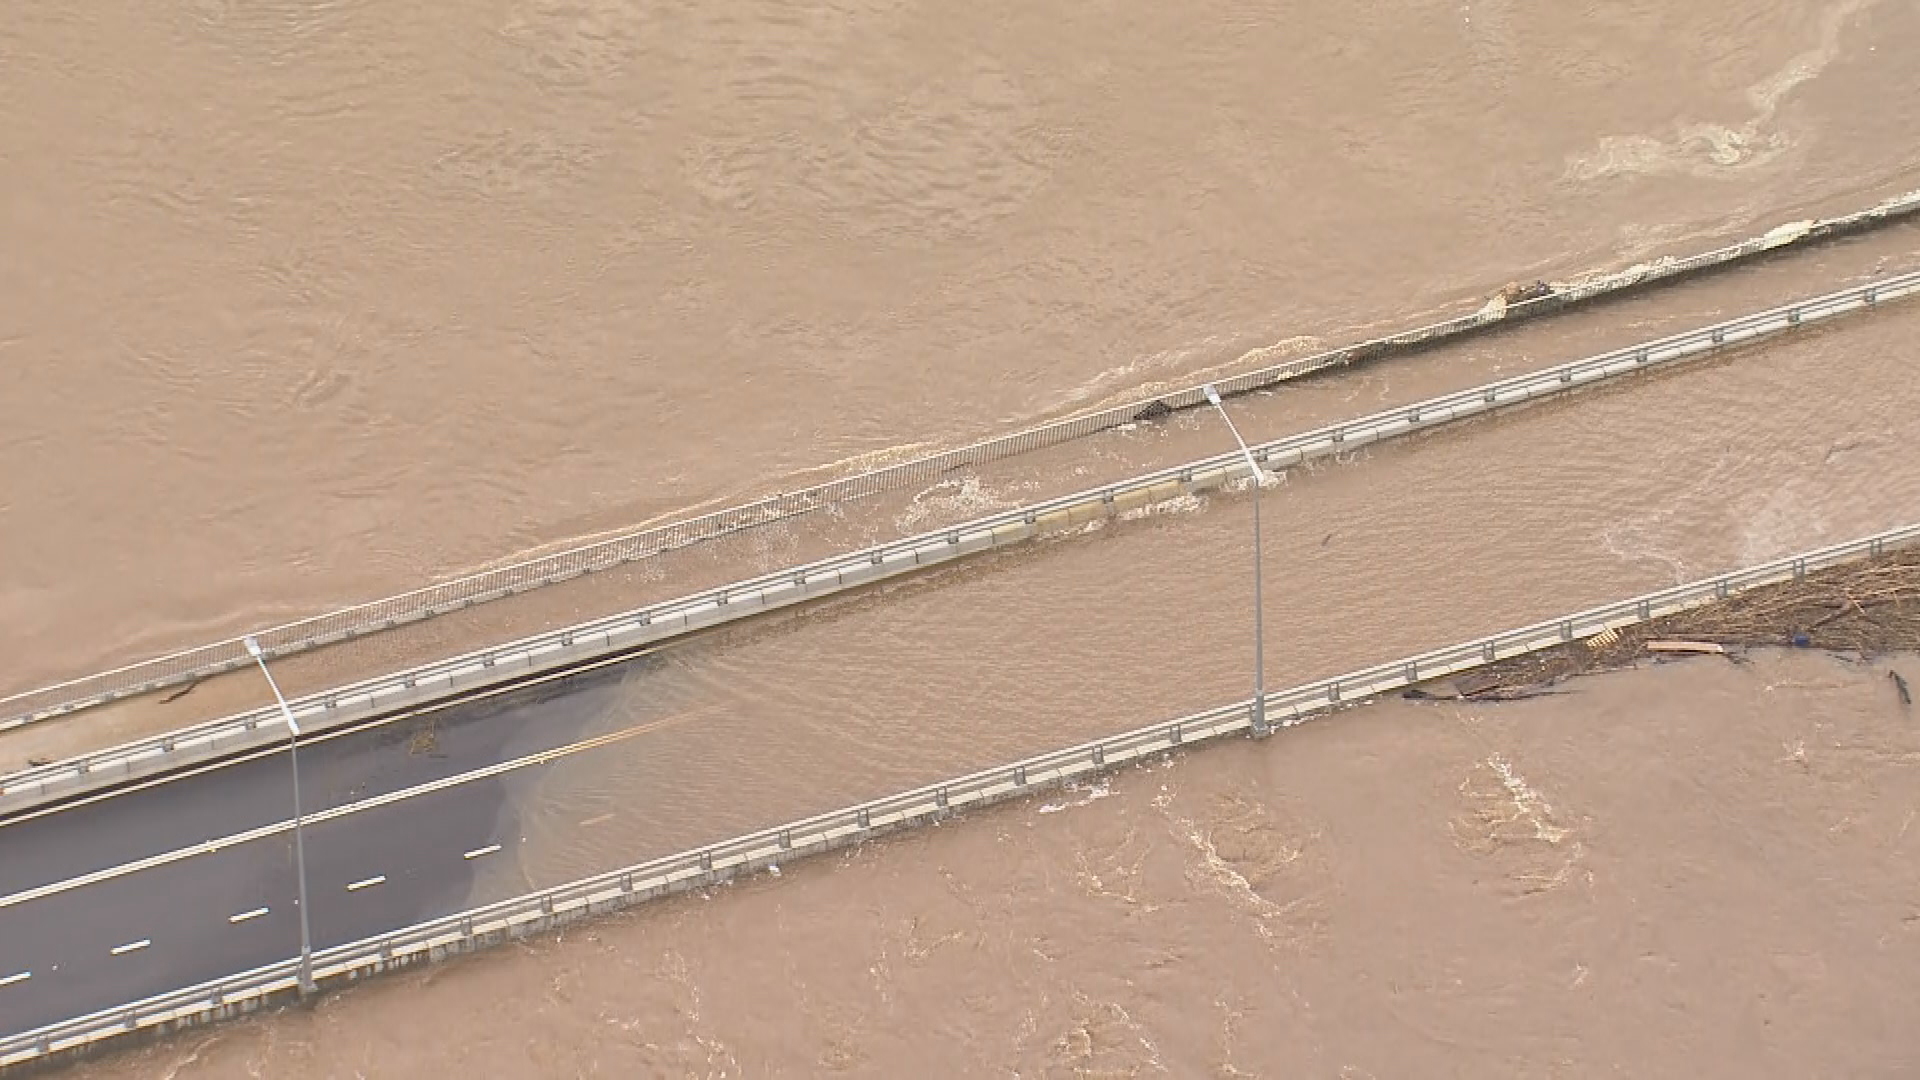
[
  {"left": 6, "top": 0, "right": 1920, "bottom": 1070},
  {"left": 67, "top": 649, "right": 1920, "bottom": 1078},
  {"left": 8, "top": 212, "right": 1920, "bottom": 773},
  {"left": 3, "top": 0, "right": 1919, "bottom": 692}
]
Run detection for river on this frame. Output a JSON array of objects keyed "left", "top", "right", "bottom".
[{"left": 4, "top": 0, "right": 1919, "bottom": 1074}]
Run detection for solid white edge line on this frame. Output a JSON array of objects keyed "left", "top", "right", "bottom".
[
  {"left": 0, "top": 971, "right": 29, "bottom": 987},
  {"left": 110, "top": 940, "right": 151, "bottom": 956},
  {"left": 346, "top": 875, "right": 386, "bottom": 892},
  {"left": 228, "top": 907, "right": 270, "bottom": 924},
  {"left": 462, "top": 844, "right": 502, "bottom": 860}
]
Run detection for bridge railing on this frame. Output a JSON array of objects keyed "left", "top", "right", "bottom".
[
  {"left": 5, "top": 188, "right": 1916, "bottom": 731},
  {"left": 3, "top": 268, "right": 1917, "bottom": 809},
  {"left": 5, "top": 517, "right": 1917, "bottom": 1070}
]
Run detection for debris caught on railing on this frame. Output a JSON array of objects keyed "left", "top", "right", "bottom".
[
  {"left": 1131, "top": 399, "right": 1174, "bottom": 424},
  {"left": 159, "top": 677, "right": 201, "bottom": 705},
  {"left": 1501, "top": 279, "right": 1558, "bottom": 305},
  {"left": 1645, "top": 640, "right": 1728, "bottom": 655},
  {"left": 1406, "top": 546, "right": 1920, "bottom": 704}
]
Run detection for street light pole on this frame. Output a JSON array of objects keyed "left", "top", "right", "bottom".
[
  {"left": 245, "top": 636, "right": 316, "bottom": 994},
  {"left": 1203, "top": 385, "right": 1271, "bottom": 738}
]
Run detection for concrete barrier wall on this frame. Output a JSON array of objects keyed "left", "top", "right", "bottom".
[
  {"left": 3, "top": 269, "right": 1917, "bottom": 817},
  {"left": 5, "top": 519, "right": 1916, "bottom": 1074},
  {"left": 6, "top": 186, "right": 1918, "bottom": 732}
]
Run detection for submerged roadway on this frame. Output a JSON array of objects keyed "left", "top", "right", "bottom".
[{"left": 0, "top": 650, "right": 679, "bottom": 1038}]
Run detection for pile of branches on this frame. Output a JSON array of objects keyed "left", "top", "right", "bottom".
[
  {"left": 1659, "top": 547, "right": 1920, "bottom": 652},
  {"left": 1412, "top": 547, "right": 1920, "bottom": 703}
]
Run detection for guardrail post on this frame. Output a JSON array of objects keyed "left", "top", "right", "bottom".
[
  {"left": 870, "top": 551, "right": 883, "bottom": 565},
  {"left": 1865, "top": 288, "right": 1878, "bottom": 304},
  {"left": 779, "top": 829, "right": 793, "bottom": 849},
  {"left": 1327, "top": 682, "right": 1341, "bottom": 703},
  {"left": 1483, "top": 641, "right": 1496, "bottom": 662},
  {"left": 539, "top": 896, "right": 553, "bottom": 915},
  {"left": 1788, "top": 308, "right": 1801, "bottom": 325},
  {"left": 1014, "top": 766, "right": 1027, "bottom": 786},
  {"left": 1712, "top": 329, "right": 1725, "bottom": 344},
  {"left": 1635, "top": 348, "right": 1648, "bottom": 364},
  {"left": 1092, "top": 744, "right": 1106, "bottom": 765},
  {"left": 1793, "top": 558, "right": 1806, "bottom": 580},
  {"left": 462, "top": 916, "right": 474, "bottom": 935},
  {"left": 716, "top": 591, "right": 729, "bottom": 605},
  {"left": 936, "top": 788, "right": 950, "bottom": 808},
  {"left": 1168, "top": 722, "right": 1183, "bottom": 745},
  {"left": 1407, "top": 408, "right": 1421, "bottom": 423},
  {"left": 700, "top": 851, "right": 714, "bottom": 872},
  {"left": 857, "top": 808, "right": 871, "bottom": 829},
  {"left": 123, "top": 1009, "right": 136, "bottom": 1031},
  {"left": 1638, "top": 600, "right": 1652, "bottom": 620},
  {"left": 1560, "top": 620, "right": 1574, "bottom": 641},
  {"left": 619, "top": 874, "right": 632, "bottom": 893},
  {"left": 1402, "top": 661, "right": 1418, "bottom": 684},
  {"left": 1716, "top": 580, "right": 1730, "bottom": 599}
]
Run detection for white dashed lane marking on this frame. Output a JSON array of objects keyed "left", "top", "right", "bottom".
[
  {"left": 462, "top": 844, "right": 502, "bottom": 860},
  {"left": 0, "top": 971, "right": 29, "bottom": 987},
  {"left": 110, "top": 940, "right": 151, "bottom": 956},
  {"left": 346, "top": 875, "right": 386, "bottom": 892},
  {"left": 228, "top": 907, "right": 270, "bottom": 924}
]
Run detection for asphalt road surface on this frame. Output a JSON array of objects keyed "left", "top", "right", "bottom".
[{"left": 0, "top": 652, "right": 667, "bottom": 1037}]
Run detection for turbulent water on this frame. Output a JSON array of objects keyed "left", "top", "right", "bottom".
[
  {"left": 71, "top": 652, "right": 1920, "bottom": 1078},
  {"left": 5, "top": 0, "right": 1920, "bottom": 1074}
]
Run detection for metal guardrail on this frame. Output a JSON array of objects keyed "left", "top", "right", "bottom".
[
  {"left": 6, "top": 518, "right": 1916, "bottom": 1070},
  {"left": 6, "top": 188, "right": 1917, "bottom": 731},
  {"left": 3, "top": 268, "right": 1916, "bottom": 812}
]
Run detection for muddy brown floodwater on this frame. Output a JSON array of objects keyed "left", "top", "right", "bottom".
[
  {"left": 3, "top": 0, "right": 1919, "bottom": 688},
  {"left": 7, "top": 0, "right": 1920, "bottom": 1073},
  {"left": 72, "top": 650, "right": 1920, "bottom": 1078}
]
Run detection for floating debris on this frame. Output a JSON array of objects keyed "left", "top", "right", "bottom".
[
  {"left": 1500, "top": 280, "right": 1558, "bottom": 305},
  {"left": 159, "top": 678, "right": 201, "bottom": 705},
  {"left": 1408, "top": 547, "right": 1920, "bottom": 703},
  {"left": 1645, "top": 640, "right": 1729, "bottom": 656},
  {"left": 1131, "top": 399, "right": 1175, "bottom": 424}
]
